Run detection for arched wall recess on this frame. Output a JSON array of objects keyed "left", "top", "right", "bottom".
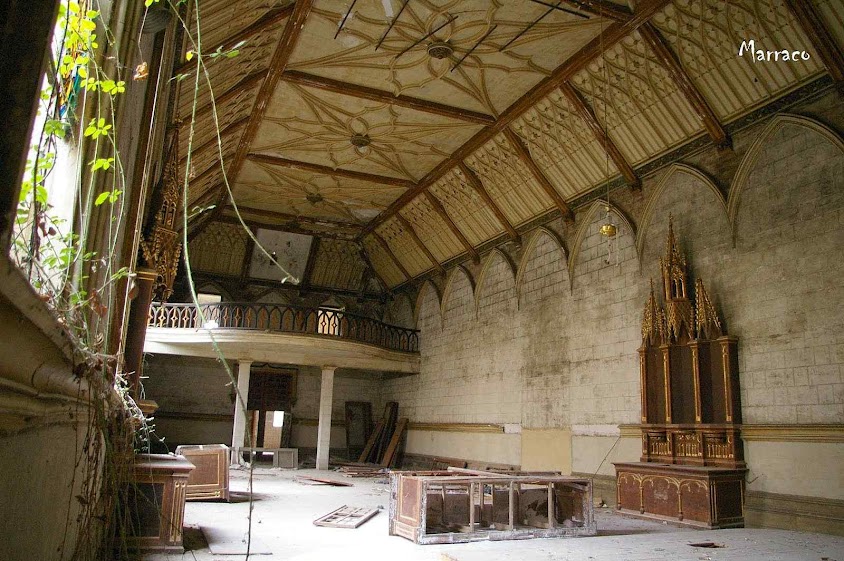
[
  {"left": 440, "top": 265, "right": 475, "bottom": 328},
  {"left": 567, "top": 200, "right": 636, "bottom": 290},
  {"left": 473, "top": 248, "right": 517, "bottom": 317},
  {"left": 386, "top": 292, "right": 415, "bottom": 329},
  {"left": 413, "top": 279, "right": 442, "bottom": 329},
  {"left": 636, "top": 163, "right": 728, "bottom": 262},
  {"left": 514, "top": 226, "right": 567, "bottom": 306},
  {"left": 728, "top": 114, "right": 844, "bottom": 245},
  {"left": 440, "top": 265, "right": 475, "bottom": 327}
]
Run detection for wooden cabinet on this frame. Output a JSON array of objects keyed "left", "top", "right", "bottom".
[
  {"left": 127, "top": 454, "right": 194, "bottom": 552},
  {"left": 616, "top": 219, "right": 745, "bottom": 528},
  {"left": 175, "top": 444, "right": 230, "bottom": 501}
]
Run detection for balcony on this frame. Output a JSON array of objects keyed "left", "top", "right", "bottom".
[{"left": 145, "top": 302, "right": 420, "bottom": 374}]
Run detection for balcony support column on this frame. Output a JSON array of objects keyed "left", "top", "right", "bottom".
[
  {"left": 124, "top": 268, "right": 158, "bottom": 399},
  {"left": 315, "top": 366, "right": 337, "bottom": 470},
  {"left": 231, "top": 360, "right": 253, "bottom": 465}
]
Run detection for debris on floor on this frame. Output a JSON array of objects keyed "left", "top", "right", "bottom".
[
  {"left": 295, "top": 475, "right": 354, "bottom": 487},
  {"left": 689, "top": 541, "right": 726, "bottom": 548},
  {"left": 201, "top": 526, "right": 272, "bottom": 555},
  {"left": 313, "top": 505, "right": 379, "bottom": 528}
]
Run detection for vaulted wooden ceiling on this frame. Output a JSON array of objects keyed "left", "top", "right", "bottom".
[{"left": 178, "top": 0, "right": 844, "bottom": 293}]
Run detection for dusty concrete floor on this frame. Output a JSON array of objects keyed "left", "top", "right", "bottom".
[{"left": 144, "top": 467, "right": 844, "bottom": 561}]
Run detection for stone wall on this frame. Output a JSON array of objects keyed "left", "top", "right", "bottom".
[{"left": 383, "top": 88, "right": 844, "bottom": 515}]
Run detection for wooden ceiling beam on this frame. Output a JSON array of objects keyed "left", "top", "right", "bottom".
[
  {"left": 424, "top": 191, "right": 480, "bottom": 262},
  {"left": 281, "top": 70, "right": 496, "bottom": 125},
  {"left": 247, "top": 153, "right": 416, "bottom": 188},
  {"left": 395, "top": 213, "right": 445, "bottom": 274},
  {"left": 299, "top": 237, "right": 321, "bottom": 289},
  {"left": 191, "top": 271, "right": 386, "bottom": 302},
  {"left": 783, "top": 0, "right": 844, "bottom": 84},
  {"left": 357, "top": 245, "right": 390, "bottom": 293},
  {"left": 457, "top": 162, "right": 520, "bottom": 243},
  {"left": 174, "top": 5, "right": 294, "bottom": 75},
  {"left": 215, "top": 215, "right": 357, "bottom": 240},
  {"left": 558, "top": 82, "right": 641, "bottom": 188},
  {"left": 559, "top": 0, "right": 632, "bottom": 21},
  {"left": 223, "top": 205, "right": 362, "bottom": 229},
  {"left": 503, "top": 127, "right": 574, "bottom": 222},
  {"left": 190, "top": 0, "right": 314, "bottom": 239},
  {"left": 360, "top": 0, "right": 670, "bottom": 236},
  {"left": 638, "top": 23, "right": 731, "bottom": 149},
  {"left": 372, "top": 232, "right": 411, "bottom": 280},
  {"left": 178, "top": 69, "right": 267, "bottom": 128}
]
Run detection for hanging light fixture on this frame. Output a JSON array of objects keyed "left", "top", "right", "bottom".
[{"left": 597, "top": 12, "right": 619, "bottom": 267}]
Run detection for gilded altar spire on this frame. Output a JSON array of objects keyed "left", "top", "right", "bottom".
[
  {"left": 140, "top": 127, "right": 183, "bottom": 302},
  {"left": 659, "top": 216, "right": 694, "bottom": 342},
  {"left": 642, "top": 279, "right": 666, "bottom": 346}
]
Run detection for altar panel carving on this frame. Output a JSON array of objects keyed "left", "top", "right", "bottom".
[{"left": 616, "top": 218, "right": 745, "bottom": 528}]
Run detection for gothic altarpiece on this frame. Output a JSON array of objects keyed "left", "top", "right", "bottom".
[{"left": 614, "top": 220, "right": 746, "bottom": 528}]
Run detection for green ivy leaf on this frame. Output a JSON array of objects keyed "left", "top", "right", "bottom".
[{"left": 94, "top": 191, "right": 110, "bottom": 206}]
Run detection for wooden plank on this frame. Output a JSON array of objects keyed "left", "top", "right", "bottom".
[
  {"left": 247, "top": 153, "right": 416, "bottom": 188},
  {"left": 282, "top": 70, "right": 495, "bottom": 125},
  {"left": 638, "top": 23, "right": 731, "bottom": 149},
  {"left": 380, "top": 417, "right": 409, "bottom": 468},
  {"left": 295, "top": 476, "right": 354, "bottom": 487},
  {"left": 558, "top": 82, "right": 642, "bottom": 187},
  {"left": 358, "top": 418, "right": 385, "bottom": 462},
  {"left": 313, "top": 505, "right": 379, "bottom": 528}
]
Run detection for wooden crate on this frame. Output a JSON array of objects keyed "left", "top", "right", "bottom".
[
  {"left": 175, "top": 444, "right": 230, "bottom": 501},
  {"left": 389, "top": 471, "right": 596, "bottom": 544}
]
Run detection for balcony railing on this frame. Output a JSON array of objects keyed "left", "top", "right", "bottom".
[{"left": 148, "top": 302, "right": 419, "bottom": 353}]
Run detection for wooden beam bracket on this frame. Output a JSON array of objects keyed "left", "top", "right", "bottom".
[
  {"left": 638, "top": 23, "right": 731, "bottom": 150},
  {"left": 424, "top": 191, "right": 480, "bottom": 262},
  {"left": 457, "top": 162, "right": 520, "bottom": 243},
  {"left": 503, "top": 127, "right": 574, "bottom": 222},
  {"left": 558, "top": 82, "right": 642, "bottom": 188}
]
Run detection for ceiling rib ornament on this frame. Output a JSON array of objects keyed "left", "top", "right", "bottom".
[
  {"left": 175, "top": 4, "right": 295, "bottom": 76},
  {"left": 457, "top": 162, "right": 519, "bottom": 243},
  {"left": 558, "top": 82, "right": 640, "bottom": 188},
  {"left": 194, "top": 0, "right": 314, "bottom": 239},
  {"left": 360, "top": 0, "right": 672, "bottom": 236},
  {"left": 783, "top": 0, "right": 844, "bottom": 84},
  {"left": 246, "top": 153, "right": 416, "bottom": 188},
  {"left": 396, "top": 213, "right": 446, "bottom": 274},
  {"left": 503, "top": 128, "right": 574, "bottom": 222},
  {"left": 280, "top": 70, "right": 495, "bottom": 125},
  {"left": 638, "top": 23, "right": 731, "bottom": 149},
  {"left": 372, "top": 232, "right": 411, "bottom": 281},
  {"left": 424, "top": 191, "right": 480, "bottom": 263}
]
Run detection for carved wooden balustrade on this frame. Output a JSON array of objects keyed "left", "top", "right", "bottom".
[{"left": 148, "top": 302, "right": 419, "bottom": 353}]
